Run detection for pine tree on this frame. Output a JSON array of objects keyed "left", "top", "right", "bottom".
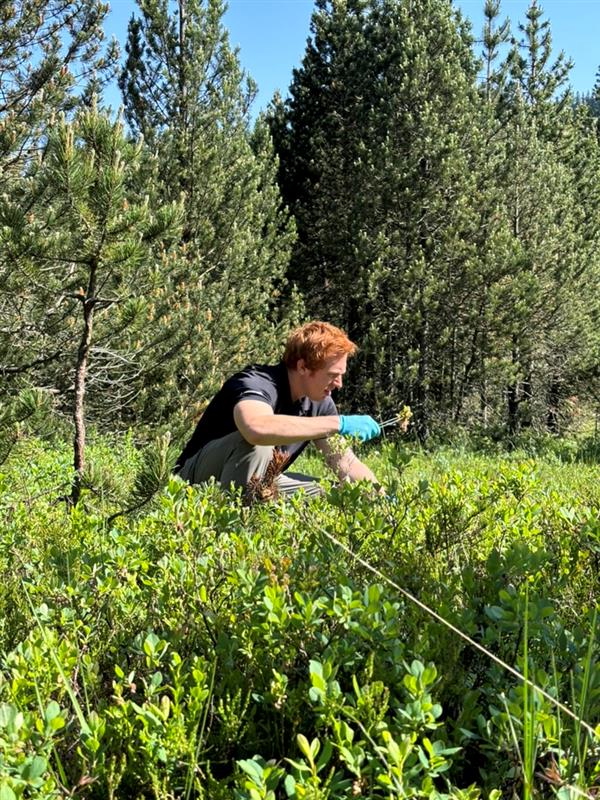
[
  {"left": 119, "top": 0, "right": 300, "bottom": 426},
  {"left": 505, "top": 0, "right": 572, "bottom": 126},
  {"left": 0, "top": 0, "right": 119, "bottom": 415},
  {"left": 0, "top": 0, "right": 118, "bottom": 172},
  {"left": 542, "top": 107, "right": 600, "bottom": 432},
  {"left": 577, "top": 90, "right": 600, "bottom": 119},
  {"left": 487, "top": 0, "right": 600, "bottom": 434},
  {"left": 440, "top": 0, "right": 514, "bottom": 430},
  {"left": 269, "top": 0, "right": 485, "bottom": 438},
  {"left": 480, "top": 0, "right": 511, "bottom": 105},
  {"left": 0, "top": 106, "right": 181, "bottom": 503},
  {"left": 588, "top": 67, "right": 600, "bottom": 117}
]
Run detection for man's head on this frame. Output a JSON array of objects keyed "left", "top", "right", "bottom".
[
  {"left": 283, "top": 321, "right": 357, "bottom": 371},
  {"left": 283, "top": 321, "right": 357, "bottom": 402}
]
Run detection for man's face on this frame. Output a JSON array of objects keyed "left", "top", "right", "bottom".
[{"left": 297, "top": 353, "right": 347, "bottom": 402}]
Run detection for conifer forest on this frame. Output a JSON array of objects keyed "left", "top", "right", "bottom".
[{"left": 1, "top": 1, "right": 600, "bottom": 798}]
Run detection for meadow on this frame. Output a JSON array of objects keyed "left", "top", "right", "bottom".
[{"left": 1, "top": 434, "right": 600, "bottom": 799}]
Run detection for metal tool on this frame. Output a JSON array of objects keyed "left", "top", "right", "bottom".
[{"left": 378, "top": 415, "right": 403, "bottom": 430}]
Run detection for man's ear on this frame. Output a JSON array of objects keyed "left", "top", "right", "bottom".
[{"left": 297, "top": 358, "right": 308, "bottom": 375}]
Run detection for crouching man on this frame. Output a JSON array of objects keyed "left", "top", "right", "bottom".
[{"left": 174, "top": 320, "right": 382, "bottom": 497}]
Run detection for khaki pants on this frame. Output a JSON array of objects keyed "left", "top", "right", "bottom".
[{"left": 178, "top": 430, "right": 323, "bottom": 497}]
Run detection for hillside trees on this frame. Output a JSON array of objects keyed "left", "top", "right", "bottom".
[
  {"left": 591, "top": 68, "right": 600, "bottom": 116},
  {"left": 484, "top": 0, "right": 600, "bottom": 434},
  {"left": 118, "top": 0, "right": 299, "bottom": 426},
  {"left": 271, "top": 0, "right": 600, "bottom": 438},
  {"left": 1, "top": 0, "right": 598, "bottom": 450},
  {"left": 1, "top": 0, "right": 299, "bottom": 469}
]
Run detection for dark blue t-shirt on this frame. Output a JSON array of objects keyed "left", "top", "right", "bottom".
[{"left": 174, "top": 362, "right": 337, "bottom": 471}]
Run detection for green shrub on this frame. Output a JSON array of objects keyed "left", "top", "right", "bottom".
[{"left": 1, "top": 436, "right": 599, "bottom": 797}]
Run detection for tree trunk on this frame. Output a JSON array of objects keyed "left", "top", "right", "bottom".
[
  {"left": 521, "top": 371, "right": 533, "bottom": 429},
  {"left": 71, "top": 264, "right": 97, "bottom": 506},
  {"left": 415, "top": 287, "right": 430, "bottom": 443},
  {"left": 507, "top": 339, "right": 522, "bottom": 437},
  {"left": 454, "top": 300, "right": 485, "bottom": 423},
  {"left": 546, "top": 377, "right": 561, "bottom": 434},
  {"left": 507, "top": 380, "right": 520, "bottom": 437}
]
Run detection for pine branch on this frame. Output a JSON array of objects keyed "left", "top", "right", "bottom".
[{"left": 243, "top": 449, "right": 290, "bottom": 506}]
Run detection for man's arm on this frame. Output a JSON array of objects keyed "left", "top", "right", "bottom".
[
  {"left": 314, "top": 437, "right": 381, "bottom": 486},
  {"left": 234, "top": 399, "right": 339, "bottom": 446}
]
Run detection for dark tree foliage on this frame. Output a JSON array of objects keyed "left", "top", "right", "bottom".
[
  {"left": 486, "top": 0, "right": 600, "bottom": 435},
  {"left": 269, "top": 0, "right": 485, "bottom": 438},
  {"left": 576, "top": 91, "right": 600, "bottom": 118},
  {"left": 582, "top": 67, "right": 600, "bottom": 118},
  {"left": 270, "top": 0, "right": 600, "bottom": 438}
]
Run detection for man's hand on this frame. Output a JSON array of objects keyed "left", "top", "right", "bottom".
[{"left": 338, "top": 415, "right": 381, "bottom": 442}]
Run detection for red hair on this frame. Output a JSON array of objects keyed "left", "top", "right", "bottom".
[{"left": 282, "top": 321, "right": 357, "bottom": 371}]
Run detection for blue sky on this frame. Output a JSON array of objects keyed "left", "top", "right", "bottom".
[{"left": 104, "top": 0, "right": 599, "bottom": 114}]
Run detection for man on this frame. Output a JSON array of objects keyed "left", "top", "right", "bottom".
[{"left": 174, "top": 320, "right": 382, "bottom": 496}]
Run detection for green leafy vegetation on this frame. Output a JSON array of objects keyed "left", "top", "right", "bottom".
[
  {"left": 2, "top": 0, "right": 600, "bottom": 794},
  {"left": 1, "top": 437, "right": 599, "bottom": 798}
]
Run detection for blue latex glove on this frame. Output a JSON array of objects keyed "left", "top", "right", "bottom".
[{"left": 338, "top": 415, "right": 381, "bottom": 442}]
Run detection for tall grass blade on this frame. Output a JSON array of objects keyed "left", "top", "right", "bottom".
[
  {"left": 184, "top": 656, "right": 217, "bottom": 800},
  {"left": 22, "top": 581, "right": 91, "bottom": 737}
]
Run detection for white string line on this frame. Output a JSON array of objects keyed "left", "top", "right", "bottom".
[{"left": 317, "top": 524, "right": 598, "bottom": 739}]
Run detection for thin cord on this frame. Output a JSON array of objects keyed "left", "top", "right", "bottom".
[{"left": 316, "top": 523, "right": 598, "bottom": 739}]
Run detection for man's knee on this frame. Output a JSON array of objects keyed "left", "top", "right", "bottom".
[
  {"left": 276, "top": 471, "right": 323, "bottom": 498},
  {"left": 179, "top": 431, "right": 272, "bottom": 486},
  {"left": 219, "top": 439, "right": 274, "bottom": 487},
  {"left": 233, "top": 443, "right": 275, "bottom": 478}
]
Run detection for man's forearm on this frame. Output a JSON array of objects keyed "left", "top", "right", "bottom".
[
  {"left": 328, "top": 448, "right": 379, "bottom": 485},
  {"left": 235, "top": 410, "right": 340, "bottom": 446},
  {"left": 341, "top": 455, "right": 379, "bottom": 484}
]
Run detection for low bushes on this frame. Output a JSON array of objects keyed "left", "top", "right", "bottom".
[{"left": 1, "top": 438, "right": 599, "bottom": 797}]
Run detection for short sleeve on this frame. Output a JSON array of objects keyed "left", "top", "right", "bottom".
[
  {"left": 227, "top": 367, "right": 278, "bottom": 409},
  {"left": 317, "top": 396, "right": 337, "bottom": 417}
]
